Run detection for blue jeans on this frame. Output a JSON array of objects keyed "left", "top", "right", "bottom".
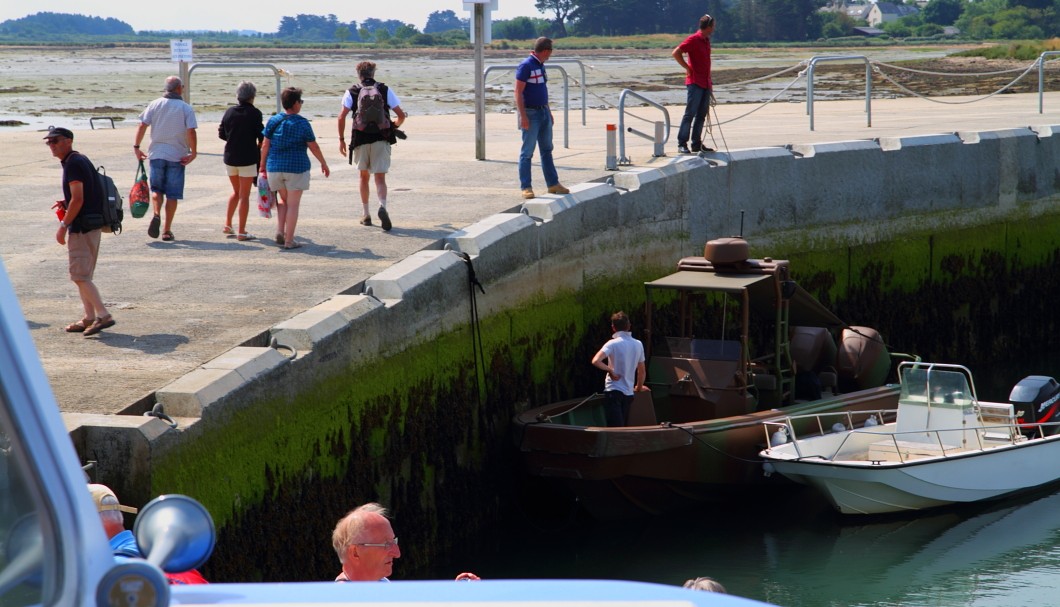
[
  {"left": 518, "top": 107, "right": 558, "bottom": 190},
  {"left": 677, "top": 84, "right": 712, "bottom": 147}
]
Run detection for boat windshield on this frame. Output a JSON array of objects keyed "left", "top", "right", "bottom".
[
  {"left": 900, "top": 366, "right": 975, "bottom": 408},
  {"left": 0, "top": 396, "right": 51, "bottom": 606}
]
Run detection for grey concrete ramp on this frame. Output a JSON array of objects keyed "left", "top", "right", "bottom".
[{"left": 1, "top": 93, "right": 1058, "bottom": 415}]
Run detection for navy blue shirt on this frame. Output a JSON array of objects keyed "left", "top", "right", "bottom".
[{"left": 516, "top": 53, "right": 549, "bottom": 107}]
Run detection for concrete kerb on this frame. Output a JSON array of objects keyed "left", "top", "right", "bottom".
[
  {"left": 1028, "top": 126, "right": 1060, "bottom": 199},
  {"left": 364, "top": 251, "right": 470, "bottom": 349},
  {"left": 877, "top": 134, "right": 965, "bottom": 215},
  {"left": 717, "top": 147, "right": 800, "bottom": 238},
  {"left": 955, "top": 129, "right": 1035, "bottom": 210},
  {"left": 444, "top": 213, "right": 540, "bottom": 282},
  {"left": 271, "top": 295, "right": 382, "bottom": 353},
  {"left": 786, "top": 140, "right": 886, "bottom": 225},
  {"left": 156, "top": 367, "right": 255, "bottom": 419}
]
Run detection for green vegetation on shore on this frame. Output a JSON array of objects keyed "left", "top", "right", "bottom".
[{"left": 0, "top": 11, "right": 1054, "bottom": 63}]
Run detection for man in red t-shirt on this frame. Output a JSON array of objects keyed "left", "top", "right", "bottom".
[{"left": 671, "top": 14, "right": 716, "bottom": 154}]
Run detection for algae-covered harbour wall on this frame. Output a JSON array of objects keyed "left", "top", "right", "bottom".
[{"left": 67, "top": 126, "right": 1060, "bottom": 582}]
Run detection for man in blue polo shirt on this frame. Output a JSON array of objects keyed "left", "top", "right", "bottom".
[{"left": 514, "top": 37, "right": 570, "bottom": 200}]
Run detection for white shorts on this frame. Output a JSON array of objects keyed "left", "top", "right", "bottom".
[
  {"left": 226, "top": 163, "right": 258, "bottom": 178},
  {"left": 353, "top": 140, "right": 391, "bottom": 174},
  {"left": 267, "top": 170, "right": 311, "bottom": 192}
]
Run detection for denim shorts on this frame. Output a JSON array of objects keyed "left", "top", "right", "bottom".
[{"left": 149, "top": 159, "right": 186, "bottom": 200}]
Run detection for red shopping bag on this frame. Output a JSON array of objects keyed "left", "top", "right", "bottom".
[{"left": 129, "top": 160, "right": 150, "bottom": 218}]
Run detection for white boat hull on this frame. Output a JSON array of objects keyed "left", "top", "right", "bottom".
[{"left": 769, "top": 434, "right": 1060, "bottom": 514}]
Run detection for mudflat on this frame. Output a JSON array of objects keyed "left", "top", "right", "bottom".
[{"left": 1, "top": 45, "right": 1058, "bottom": 415}]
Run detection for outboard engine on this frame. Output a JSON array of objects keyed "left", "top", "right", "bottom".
[{"left": 1009, "top": 375, "right": 1060, "bottom": 437}]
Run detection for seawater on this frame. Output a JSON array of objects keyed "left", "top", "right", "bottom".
[
  {"left": 433, "top": 356, "right": 1060, "bottom": 606},
  {"left": 435, "top": 484, "right": 1060, "bottom": 607}
]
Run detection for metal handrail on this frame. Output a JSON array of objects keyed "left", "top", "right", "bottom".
[
  {"left": 544, "top": 58, "right": 587, "bottom": 126},
  {"left": 617, "top": 89, "right": 671, "bottom": 165},
  {"left": 806, "top": 55, "right": 872, "bottom": 131},
  {"left": 1039, "top": 51, "right": 1060, "bottom": 113},
  {"left": 186, "top": 63, "right": 284, "bottom": 115},
  {"left": 482, "top": 64, "right": 570, "bottom": 153}
]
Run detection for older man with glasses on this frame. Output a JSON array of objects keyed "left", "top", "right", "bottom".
[
  {"left": 45, "top": 127, "right": 115, "bottom": 337},
  {"left": 331, "top": 502, "right": 478, "bottom": 582}
]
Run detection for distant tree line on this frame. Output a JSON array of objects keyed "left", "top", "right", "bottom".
[
  {"left": 531, "top": 0, "right": 1060, "bottom": 42},
  {"left": 0, "top": 11, "right": 133, "bottom": 38},
  {"left": 2, "top": 1, "right": 1058, "bottom": 45}
]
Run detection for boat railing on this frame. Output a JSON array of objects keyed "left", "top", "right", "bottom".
[
  {"left": 765, "top": 411, "right": 1060, "bottom": 463},
  {"left": 763, "top": 409, "right": 894, "bottom": 460}
]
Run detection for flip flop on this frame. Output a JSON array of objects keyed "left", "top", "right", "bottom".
[
  {"left": 275, "top": 233, "right": 285, "bottom": 245},
  {"left": 162, "top": 231, "right": 175, "bottom": 242},
  {"left": 237, "top": 233, "right": 256, "bottom": 241},
  {"left": 148, "top": 215, "right": 161, "bottom": 239},
  {"left": 222, "top": 225, "right": 235, "bottom": 235},
  {"left": 283, "top": 242, "right": 303, "bottom": 250},
  {"left": 64, "top": 318, "right": 93, "bottom": 333},
  {"left": 83, "top": 315, "right": 115, "bottom": 337}
]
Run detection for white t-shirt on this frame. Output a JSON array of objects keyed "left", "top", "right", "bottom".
[{"left": 600, "top": 331, "right": 645, "bottom": 396}]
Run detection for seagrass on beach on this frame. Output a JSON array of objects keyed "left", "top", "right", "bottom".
[{"left": 2, "top": 43, "right": 1060, "bottom": 416}]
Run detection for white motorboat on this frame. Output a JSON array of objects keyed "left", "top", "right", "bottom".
[{"left": 759, "top": 362, "right": 1060, "bottom": 514}]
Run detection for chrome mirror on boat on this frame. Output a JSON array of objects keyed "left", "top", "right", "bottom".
[{"left": 133, "top": 494, "right": 215, "bottom": 573}]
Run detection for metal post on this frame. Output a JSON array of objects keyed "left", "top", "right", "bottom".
[
  {"left": 1039, "top": 51, "right": 1060, "bottom": 113},
  {"left": 474, "top": 5, "right": 486, "bottom": 160},
  {"left": 653, "top": 121, "right": 665, "bottom": 157},
  {"left": 605, "top": 124, "right": 617, "bottom": 170},
  {"left": 179, "top": 61, "right": 190, "bottom": 104}
]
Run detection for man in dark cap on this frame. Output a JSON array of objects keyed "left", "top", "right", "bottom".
[{"left": 46, "top": 127, "right": 115, "bottom": 337}]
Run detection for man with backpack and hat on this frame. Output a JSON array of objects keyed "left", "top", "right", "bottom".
[
  {"left": 46, "top": 126, "right": 115, "bottom": 337},
  {"left": 338, "top": 61, "right": 406, "bottom": 232}
]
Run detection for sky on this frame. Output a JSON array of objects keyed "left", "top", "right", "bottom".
[{"left": 0, "top": 1, "right": 545, "bottom": 33}]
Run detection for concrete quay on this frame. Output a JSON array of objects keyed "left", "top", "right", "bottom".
[{"left": 1, "top": 92, "right": 1059, "bottom": 421}]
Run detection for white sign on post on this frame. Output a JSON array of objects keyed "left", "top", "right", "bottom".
[
  {"left": 170, "top": 39, "right": 193, "bottom": 62},
  {"left": 464, "top": 0, "right": 497, "bottom": 44}
]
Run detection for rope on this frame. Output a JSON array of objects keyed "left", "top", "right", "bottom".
[
  {"left": 715, "top": 61, "right": 809, "bottom": 87},
  {"left": 535, "top": 392, "right": 603, "bottom": 422},
  {"left": 710, "top": 72, "right": 807, "bottom": 126},
  {"left": 455, "top": 251, "right": 487, "bottom": 408},
  {"left": 871, "top": 61, "right": 1039, "bottom": 105},
  {"left": 871, "top": 59, "right": 1036, "bottom": 77},
  {"left": 668, "top": 422, "right": 763, "bottom": 464}
]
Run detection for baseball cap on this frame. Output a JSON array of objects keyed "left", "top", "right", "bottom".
[
  {"left": 43, "top": 126, "right": 74, "bottom": 140},
  {"left": 88, "top": 483, "right": 138, "bottom": 514}
]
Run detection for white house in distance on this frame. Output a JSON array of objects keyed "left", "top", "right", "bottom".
[{"left": 867, "top": 1, "right": 920, "bottom": 26}]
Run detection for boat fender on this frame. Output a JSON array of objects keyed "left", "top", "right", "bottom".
[
  {"left": 831, "top": 422, "right": 846, "bottom": 433},
  {"left": 770, "top": 427, "right": 788, "bottom": 446},
  {"left": 762, "top": 462, "right": 776, "bottom": 478},
  {"left": 863, "top": 416, "right": 879, "bottom": 428}
]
